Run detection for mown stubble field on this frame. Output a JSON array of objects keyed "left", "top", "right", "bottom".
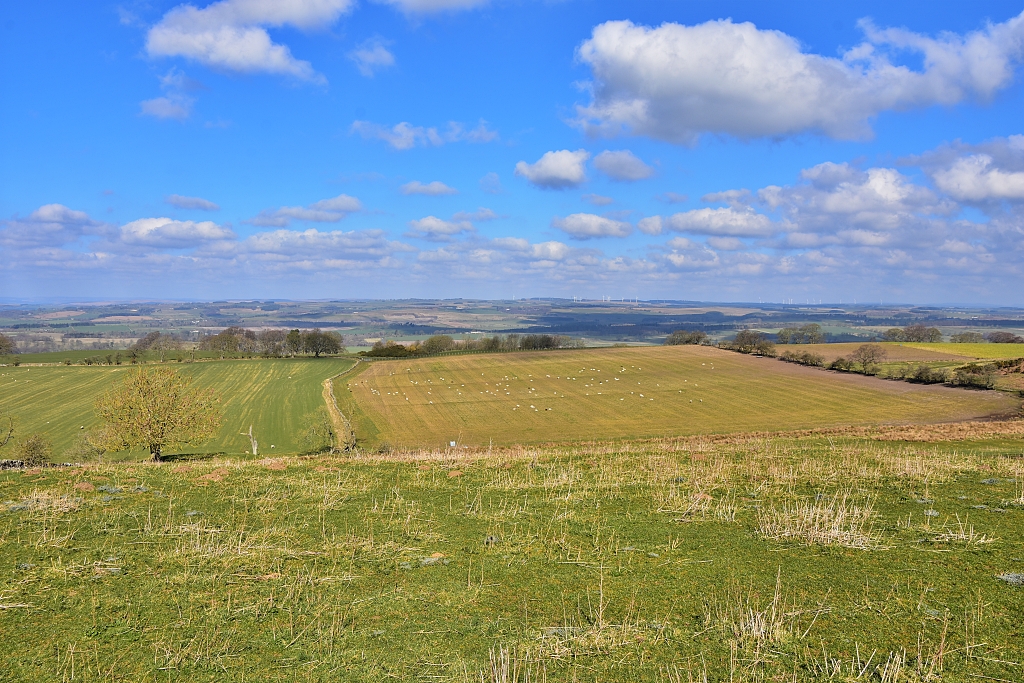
[{"left": 340, "top": 347, "right": 1018, "bottom": 449}]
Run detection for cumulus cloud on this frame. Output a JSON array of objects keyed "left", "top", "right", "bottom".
[
  {"left": 931, "top": 155, "right": 1024, "bottom": 201},
  {"left": 146, "top": 0, "right": 354, "bottom": 82},
  {"left": 406, "top": 216, "right": 473, "bottom": 241},
  {"left": 658, "top": 192, "right": 688, "bottom": 203},
  {"left": 515, "top": 150, "right": 590, "bottom": 189},
  {"left": 233, "top": 228, "right": 405, "bottom": 262},
  {"left": 248, "top": 194, "right": 362, "bottom": 227},
  {"left": 401, "top": 181, "right": 457, "bottom": 196},
  {"left": 166, "top": 194, "right": 220, "bottom": 211},
  {"left": 120, "top": 217, "right": 235, "bottom": 247},
  {"left": 349, "top": 38, "right": 395, "bottom": 77},
  {"left": 0, "top": 204, "right": 106, "bottom": 248},
  {"left": 593, "top": 150, "right": 654, "bottom": 181},
  {"left": 913, "top": 136, "right": 1024, "bottom": 203},
  {"left": 659, "top": 208, "right": 776, "bottom": 237},
  {"left": 351, "top": 120, "right": 497, "bottom": 149},
  {"left": 576, "top": 14, "right": 1024, "bottom": 143},
  {"left": 553, "top": 213, "right": 632, "bottom": 240},
  {"left": 374, "top": 0, "right": 489, "bottom": 13}
]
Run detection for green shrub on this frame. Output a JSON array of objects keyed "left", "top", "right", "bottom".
[{"left": 16, "top": 433, "right": 52, "bottom": 467}]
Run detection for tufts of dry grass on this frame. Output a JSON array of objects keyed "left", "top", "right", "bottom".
[
  {"left": 930, "top": 515, "right": 996, "bottom": 547},
  {"left": 5, "top": 489, "right": 82, "bottom": 514},
  {"left": 757, "top": 491, "right": 882, "bottom": 549}
]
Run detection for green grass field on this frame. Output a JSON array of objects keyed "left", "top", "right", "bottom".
[
  {"left": 0, "top": 358, "right": 355, "bottom": 458},
  {"left": 340, "top": 347, "right": 1018, "bottom": 449},
  {"left": 1, "top": 428, "right": 1023, "bottom": 681}
]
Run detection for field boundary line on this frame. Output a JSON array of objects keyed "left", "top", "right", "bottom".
[{"left": 323, "top": 360, "right": 363, "bottom": 451}]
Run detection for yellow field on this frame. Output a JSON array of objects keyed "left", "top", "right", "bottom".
[
  {"left": 341, "top": 346, "right": 1018, "bottom": 448},
  {"left": 903, "top": 342, "right": 1024, "bottom": 359},
  {"left": 799, "top": 342, "right": 966, "bottom": 362}
]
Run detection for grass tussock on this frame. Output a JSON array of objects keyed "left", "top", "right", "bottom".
[{"left": 757, "top": 491, "right": 882, "bottom": 549}]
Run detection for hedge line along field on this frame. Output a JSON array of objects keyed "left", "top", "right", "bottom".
[
  {"left": 1, "top": 426, "right": 1023, "bottom": 681},
  {"left": 0, "top": 358, "right": 355, "bottom": 457},
  {"left": 340, "top": 346, "right": 1018, "bottom": 449}
]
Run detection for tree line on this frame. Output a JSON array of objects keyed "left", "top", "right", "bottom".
[
  {"left": 360, "top": 333, "right": 584, "bottom": 358},
  {"left": 197, "top": 327, "right": 345, "bottom": 357}
]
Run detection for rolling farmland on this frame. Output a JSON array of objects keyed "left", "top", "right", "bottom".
[
  {"left": 340, "top": 346, "right": 1018, "bottom": 448},
  {"left": 0, "top": 358, "right": 355, "bottom": 457}
]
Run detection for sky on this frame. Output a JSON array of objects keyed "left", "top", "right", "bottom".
[{"left": 2, "top": 1, "right": 1024, "bottom": 305}]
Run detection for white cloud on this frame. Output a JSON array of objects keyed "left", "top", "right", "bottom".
[
  {"left": 514, "top": 150, "right": 590, "bottom": 189},
  {"left": 664, "top": 208, "right": 776, "bottom": 237},
  {"left": 479, "top": 172, "right": 503, "bottom": 194},
  {"left": 658, "top": 192, "right": 688, "bottom": 204},
  {"left": 637, "top": 216, "right": 663, "bottom": 235},
  {"left": 583, "top": 193, "right": 614, "bottom": 206},
  {"left": 166, "top": 194, "right": 220, "bottom": 211},
  {"left": 755, "top": 163, "right": 949, "bottom": 234},
  {"left": 310, "top": 195, "right": 363, "bottom": 212},
  {"left": 593, "top": 150, "right": 654, "bottom": 181},
  {"left": 120, "top": 217, "right": 235, "bottom": 247},
  {"left": 146, "top": 0, "right": 354, "bottom": 82},
  {"left": 140, "top": 96, "right": 193, "bottom": 120},
  {"left": 30, "top": 204, "right": 92, "bottom": 224},
  {"left": 931, "top": 154, "right": 1024, "bottom": 202},
  {"left": 706, "top": 236, "right": 744, "bottom": 251},
  {"left": 234, "top": 228, "right": 402, "bottom": 261},
  {"left": 406, "top": 216, "right": 473, "bottom": 241},
  {"left": 576, "top": 14, "right": 1024, "bottom": 142},
  {"left": 553, "top": 213, "right": 632, "bottom": 240},
  {"left": 0, "top": 204, "right": 106, "bottom": 248},
  {"left": 452, "top": 208, "right": 497, "bottom": 221},
  {"left": 248, "top": 194, "right": 362, "bottom": 226},
  {"left": 349, "top": 38, "right": 395, "bottom": 77},
  {"left": 401, "top": 181, "right": 458, "bottom": 196},
  {"left": 702, "top": 189, "right": 751, "bottom": 207},
  {"left": 351, "top": 120, "right": 497, "bottom": 149},
  {"left": 373, "top": 0, "right": 489, "bottom": 14},
  {"left": 140, "top": 68, "right": 204, "bottom": 120}
]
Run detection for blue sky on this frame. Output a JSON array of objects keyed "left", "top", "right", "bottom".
[{"left": 2, "top": 1, "right": 1024, "bottom": 304}]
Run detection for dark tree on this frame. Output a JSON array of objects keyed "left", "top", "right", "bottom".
[
  {"left": 302, "top": 329, "right": 344, "bottom": 357},
  {"left": 850, "top": 344, "right": 887, "bottom": 372},
  {"left": 422, "top": 335, "right": 455, "bottom": 354},
  {"left": 285, "top": 329, "right": 303, "bottom": 354},
  {"left": 882, "top": 328, "right": 905, "bottom": 342},
  {"left": 732, "top": 330, "right": 776, "bottom": 356},
  {"left": 902, "top": 324, "right": 942, "bottom": 343},
  {"left": 665, "top": 330, "right": 708, "bottom": 345},
  {"left": 987, "top": 331, "right": 1024, "bottom": 343},
  {"left": 0, "top": 333, "right": 16, "bottom": 355}
]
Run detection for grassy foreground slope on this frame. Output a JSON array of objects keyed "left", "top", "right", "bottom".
[
  {"left": 0, "top": 358, "right": 355, "bottom": 457},
  {"left": 341, "top": 346, "right": 1017, "bottom": 448},
  {"left": 1, "top": 427, "right": 1023, "bottom": 681}
]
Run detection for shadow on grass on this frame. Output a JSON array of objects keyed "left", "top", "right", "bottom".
[{"left": 162, "top": 451, "right": 224, "bottom": 462}]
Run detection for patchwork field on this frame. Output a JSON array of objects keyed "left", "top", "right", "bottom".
[
  {"left": 1, "top": 428, "right": 1023, "bottom": 681},
  {"left": 797, "top": 342, "right": 970, "bottom": 363},
  {"left": 340, "top": 346, "right": 1018, "bottom": 449},
  {"left": 903, "top": 342, "right": 1024, "bottom": 359},
  {"left": 0, "top": 358, "right": 355, "bottom": 457}
]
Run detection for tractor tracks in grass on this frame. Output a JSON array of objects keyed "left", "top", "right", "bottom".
[{"left": 322, "top": 360, "right": 365, "bottom": 451}]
